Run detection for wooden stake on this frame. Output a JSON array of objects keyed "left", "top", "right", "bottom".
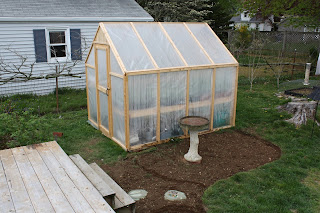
[
  {"left": 85, "top": 66, "right": 90, "bottom": 121},
  {"left": 94, "top": 45, "right": 101, "bottom": 130},
  {"left": 55, "top": 65, "right": 59, "bottom": 113},
  {"left": 124, "top": 75, "right": 130, "bottom": 150},
  {"left": 107, "top": 46, "right": 113, "bottom": 137},
  {"left": 157, "top": 73, "right": 160, "bottom": 142},
  {"left": 232, "top": 66, "right": 239, "bottom": 126}
]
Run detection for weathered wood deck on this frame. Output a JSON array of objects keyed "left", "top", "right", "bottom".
[{"left": 0, "top": 141, "right": 115, "bottom": 213}]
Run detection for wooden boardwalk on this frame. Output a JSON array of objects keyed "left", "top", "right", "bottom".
[{"left": 0, "top": 141, "right": 115, "bottom": 213}]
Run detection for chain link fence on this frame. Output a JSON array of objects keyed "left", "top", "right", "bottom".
[{"left": 216, "top": 30, "right": 320, "bottom": 76}]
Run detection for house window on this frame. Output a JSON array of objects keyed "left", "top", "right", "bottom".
[{"left": 46, "top": 28, "right": 71, "bottom": 62}]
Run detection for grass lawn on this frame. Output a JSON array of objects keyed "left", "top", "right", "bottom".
[{"left": 1, "top": 74, "right": 320, "bottom": 212}]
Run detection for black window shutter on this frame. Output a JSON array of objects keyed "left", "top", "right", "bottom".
[
  {"left": 33, "top": 29, "right": 47, "bottom": 62},
  {"left": 70, "top": 29, "right": 82, "bottom": 61}
]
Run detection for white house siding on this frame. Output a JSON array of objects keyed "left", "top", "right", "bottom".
[{"left": 0, "top": 22, "right": 99, "bottom": 96}]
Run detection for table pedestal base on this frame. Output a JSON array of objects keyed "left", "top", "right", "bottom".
[{"left": 184, "top": 131, "right": 202, "bottom": 163}]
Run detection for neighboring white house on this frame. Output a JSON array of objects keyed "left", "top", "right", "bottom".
[
  {"left": 0, "top": 0, "right": 153, "bottom": 95},
  {"left": 230, "top": 11, "right": 273, "bottom": 31}
]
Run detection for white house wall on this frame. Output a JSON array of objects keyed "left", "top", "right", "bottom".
[{"left": 0, "top": 22, "right": 98, "bottom": 96}]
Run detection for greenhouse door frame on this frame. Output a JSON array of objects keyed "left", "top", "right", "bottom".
[{"left": 94, "top": 44, "right": 113, "bottom": 138}]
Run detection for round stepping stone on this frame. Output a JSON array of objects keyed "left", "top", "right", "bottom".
[
  {"left": 164, "top": 190, "right": 187, "bottom": 201},
  {"left": 128, "top": 189, "right": 148, "bottom": 201}
]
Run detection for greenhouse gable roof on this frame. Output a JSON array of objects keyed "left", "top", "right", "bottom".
[{"left": 87, "top": 22, "right": 238, "bottom": 75}]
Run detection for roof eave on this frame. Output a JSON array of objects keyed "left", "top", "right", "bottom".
[{"left": 0, "top": 16, "right": 154, "bottom": 22}]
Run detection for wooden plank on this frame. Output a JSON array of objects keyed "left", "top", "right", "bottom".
[
  {"left": 11, "top": 147, "right": 55, "bottom": 213},
  {"left": 107, "top": 47, "right": 114, "bottom": 138},
  {"left": 0, "top": 155, "right": 15, "bottom": 213},
  {"left": 95, "top": 46, "right": 101, "bottom": 130},
  {"left": 158, "top": 22, "right": 188, "bottom": 66},
  {"left": 44, "top": 142, "right": 115, "bottom": 213},
  {"left": 23, "top": 145, "right": 75, "bottom": 213},
  {"left": 232, "top": 65, "right": 239, "bottom": 126},
  {"left": 210, "top": 68, "right": 216, "bottom": 130},
  {"left": 33, "top": 143, "right": 95, "bottom": 213},
  {"left": 86, "top": 66, "right": 91, "bottom": 121},
  {"left": 183, "top": 23, "right": 215, "bottom": 65},
  {"left": 69, "top": 155, "right": 115, "bottom": 207},
  {"left": 100, "top": 125, "right": 110, "bottom": 137},
  {"left": 109, "top": 72, "right": 124, "bottom": 78},
  {"left": 0, "top": 149, "right": 34, "bottom": 213},
  {"left": 156, "top": 73, "right": 160, "bottom": 142},
  {"left": 125, "top": 63, "right": 239, "bottom": 76},
  {"left": 124, "top": 75, "right": 130, "bottom": 150},
  {"left": 98, "top": 85, "right": 108, "bottom": 94},
  {"left": 111, "top": 137, "right": 128, "bottom": 151},
  {"left": 186, "top": 70, "right": 190, "bottom": 117},
  {"left": 90, "top": 163, "right": 135, "bottom": 209},
  {"left": 85, "top": 64, "right": 95, "bottom": 69}
]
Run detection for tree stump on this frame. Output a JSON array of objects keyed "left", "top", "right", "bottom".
[{"left": 280, "top": 101, "right": 317, "bottom": 127}]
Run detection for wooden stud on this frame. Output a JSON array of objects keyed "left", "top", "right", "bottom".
[
  {"left": 85, "top": 64, "right": 95, "bottom": 69},
  {"left": 107, "top": 46, "right": 113, "bottom": 137},
  {"left": 97, "top": 85, "right": 107, "bottom": 94},
  {"left": 100, "top": 23, "right": 127, "bottom": 75},
  {"left": 183, "top": 23, "right": 215, "bottom": 65},
  {"left": 156, "top": 73, "right": 160, "bottom": 142},
  {"left": 210, "top": 68, "right": 216, "bottom": 130},
  {"left": 85, "top": 66, "right": 90, "bottom": 121},
  {"left": 85, "top": 25, "right": 100, "bottom": 64},
  {"left": 93, "top": 41, "right": 109, "bottom": 45},
  {"left": 94, "top": 45, "right": 101, "bottom": 130},
  {"left": 205, "top": 23, "right": 238, "bottom": 63},
  {"left": 124, "top": 75, "right": 130, "bottom": 150},
  {"left": 186, "top": 70, "right": 190, "bottom": 117},
  {"left": 89, "top": 118, "right": 98, "bottom": 128},
  {"left": 232, "top": 66, "right": 239, "bottom": 126},
  {"left": 125, "top": 63, "right": 238, "bottom": 76},
  {"left": 100, "top": 125, "right": 110, "bottom": 137},
  {"left": 158, "top": 22, "right": 188, "bottom": 66}
]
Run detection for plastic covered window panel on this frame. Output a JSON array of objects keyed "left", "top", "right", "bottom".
[
  {"left": 97, "top": 49, "right": 107, "bottom": 88},
  {"left": 86, "top": 48, "right": 95, "bottom": 66},
  {"left": 133, "top": 23, "right": 185, "bottom": 68},
  {"left": 87, "top": 67, "right": 97, "bottom": 123},
  {"left": 110, "top": 49, "right": 123, "bottom": 75},
  {"left": 104, "top": 23, "right": 155, "bottom": 71},
  {"left": 161, "top": 23, "right": 211, "bottom": 66},
  {"left": 128, "top": 74, "right": 157, "bottom": 146},
  {"left": 213, "top": 67, "right": 237, "bottom": 128},
  {"left": 111, "top": 76, "right": 125, "bottom": 144},
  {"left": 189, "top": 69, "right": 213, "bottom": 128},
  {"left": 160, "top": 71, "right": 187, "bottom": 140},
  {"left": 99, "top": 92, "right": 108, "bottom": 129},
  {"left": 186, "top": 23, "right": 237, "bottom": 64}
]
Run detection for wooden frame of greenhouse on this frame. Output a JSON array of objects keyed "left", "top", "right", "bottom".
[{"left": 85, "top": 22, "right": 239, "bottom": 151}]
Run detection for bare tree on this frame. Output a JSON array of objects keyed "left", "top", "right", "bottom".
[
  {"left": 0, "top": 34, "right": 89, "bottom": 85},
  {"left": 265, "top": 50, "right": 285, "bottom": 89}
]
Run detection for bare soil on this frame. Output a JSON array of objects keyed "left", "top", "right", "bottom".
[{"left": 101, "top": 130, "right": 281, "bottom": 213}]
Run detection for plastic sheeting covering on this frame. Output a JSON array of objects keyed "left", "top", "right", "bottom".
[
  {"left": 186, "top": 23, "right": 237, "bottom": 64},
  {"left": 160, "top": 71, "right": 187, "bottom": 140},
  {"left": 111, "top": 76, "right": 125, "bottom": 144},
  {"left": 87, "top": 67, "right": 97, "bottom": 124},
  {"left": 128, "top": 74, "right": 157, "bottom": 145},
  {"left": 133, "top": 23, "right": 185, "bottom": 68},
  {"left": 162, "top": 23, "right": 211, "bottom": 66},
  {"left": 99, "top": 92, "right": 109, "bottom": 129},
  {"left": 189, "top": 69, "right": 213, "bottom": 128},
  {"left": 213, "top": 67, "right": 237, "bottom": 128},
  {"left": 97, "top": 49, "right": 107, "bottom": 88},
  {"left": 110, "top": 49, "right": 123, "bottom": 75},
  {"left": 104, "top": 23, "right": 155, "bottom": 71}
]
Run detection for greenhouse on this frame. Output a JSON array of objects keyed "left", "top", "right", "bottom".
[{"left": 85, "top": 22, "right": 238, "bottom": 151}]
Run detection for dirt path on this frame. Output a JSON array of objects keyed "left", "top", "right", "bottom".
[{"left": 101, "top": 130, "right": 281, "bottom": 213}]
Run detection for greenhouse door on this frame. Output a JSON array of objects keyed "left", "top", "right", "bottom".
[{"left": 95, "top": 45, "right": 111, "bottom": 136}]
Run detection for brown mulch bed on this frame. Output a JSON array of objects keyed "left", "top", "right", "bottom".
[{"left": 101, "top": 130, "right": 281, "bottom": 213}]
